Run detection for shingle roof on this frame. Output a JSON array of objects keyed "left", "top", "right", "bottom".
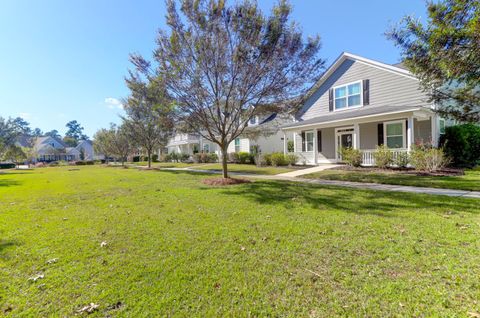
[{"left": 282, "top": 106, "right": 429, "bottom": 129}]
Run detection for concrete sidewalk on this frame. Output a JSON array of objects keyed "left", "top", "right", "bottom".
[{"left": 158, "top": 166, "right": 480, "bottom": 199}]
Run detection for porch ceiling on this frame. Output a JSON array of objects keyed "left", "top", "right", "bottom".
[{"left": 282, "top": 106, "right": 432, "bottom": 131}]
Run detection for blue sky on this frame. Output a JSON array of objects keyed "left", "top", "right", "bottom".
[{"left": 0, "top": 0, "right": 427, "bottom": 137}]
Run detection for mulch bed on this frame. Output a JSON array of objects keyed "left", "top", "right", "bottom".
[
  {"left": 330, "top": 165, "right": 464, "bottom": 177},
  {"left": 202, "top": 177, "right": 251, "bottom": 186}
]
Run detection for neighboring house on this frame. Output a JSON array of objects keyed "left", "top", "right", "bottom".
[
  {"left": 167, "top": 113, "right": 292, "bottom": 157},
  {"left": 281, "top": 52, "right": 448, "bottom": 165},
  {"left": 16, "top": 136, "right": 97, "bottom": 162},
  {"left": 76, "top": 140, "right": 95, "bottom": 160}
]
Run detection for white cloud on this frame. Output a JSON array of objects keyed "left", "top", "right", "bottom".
[
  {"left": 104, "top": 97, "right": 123, "bottom": 110},
  {"left": 18, "top": 112, "right": 32, "bottom": 120}
]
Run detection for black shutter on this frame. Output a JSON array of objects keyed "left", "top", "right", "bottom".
[
  {"left": 301, "top": 131, "right": 306, "bottom": 152},
  {"left": 317, "top": 130, "right": 322, "bottom": 152},
  {"left": 377, "top": 123, "right": 384, "bottom": 146},
  {"left": 328, "top": 88, "right": 334, "bottom": 111},
  {"left": 363, "top": 79, "right": 370, "bottom": 105}
]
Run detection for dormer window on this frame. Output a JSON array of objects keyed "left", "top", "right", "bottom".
[
  {"left": 249, "top": 116, "right": 258, "bottom": 125},
  {"left": 334, "top": 81, "right": 362, "bottom": 110}
]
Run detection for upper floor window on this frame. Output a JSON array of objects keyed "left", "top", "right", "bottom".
[
  {"left": 334, "top": 82, "right": 362, "bottom": 110},
  {"left": 249, "top": 116, "right": 257, "bottom": 125}
]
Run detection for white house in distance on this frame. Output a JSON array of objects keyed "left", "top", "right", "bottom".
[
  {"left": 16, "top": 136, "right": 97, "bottom": 162},
  {"left": 281, "top": 52, "right": 448, "bottom": 165},
  {"left": 167, "top": 113, "right": 293, "bottom": 157}
]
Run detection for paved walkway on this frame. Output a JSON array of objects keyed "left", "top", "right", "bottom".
[
  {"left": 276, "top": 164, "right": 341, "bottom": 177},
  {"left": 158, "top": 166, "right": 480, "bottom": 199}
]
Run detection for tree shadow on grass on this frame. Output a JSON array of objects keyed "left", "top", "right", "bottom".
[
  {"left": 0, "top": 179, "right": 21, "bottom": 187},
  {"left": 149, "top": 169, "right": 218, "bottom": 177},
  {"left": 0, "top": 240, "right": 17, "bottom": 258},
  {"left": 204, "top": 179, "right": 480, "bottom": 217}
]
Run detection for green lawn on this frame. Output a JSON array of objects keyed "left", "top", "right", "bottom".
[
  {"left": 195, "top": 163, "right": 296, "bottom": 175},
  {"left": 303, "top": 168, "right": 480, "bottom": 191},
  {"left": 130, "top": 161, "right": 203, "bottom": 168},
  {"left": 1, "top": 166, "right": 480, "bottom": 316}
]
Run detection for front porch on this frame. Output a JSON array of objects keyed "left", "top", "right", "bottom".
[{"left": 283, "top": 107, "right": 440, "bottom": 166}]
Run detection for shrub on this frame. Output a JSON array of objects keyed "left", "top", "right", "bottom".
[
  {"left": 193, "top": 152, "right": 218, "bottom": 163},
  {"left": 285, "top": 153, "right": 298, "bottom": 166},
  {"left": 340, "top": 148, "right": 362, "bottom": 167},
  {"left": 238, "top": 152, "right": 252, "bottom": 164},
  {"left": 373, "top": 145, "right": 393, "bottom": 168},
  {"left": 410, "top": 146, "right": 450, "bottom": 172},
  {"left": 263, "top": 153, "right": 272, "bottom": 166},
  {"left": 152, "top": 154, "right": 159, "bottom": 162},
  {"left": 393, "top": 151, "right": 409, "bottom": 168},
  {"left": 75, "top": 160, "right": 94, "bottom": 166},
  {"left": 0, "top": 163, "right": 15, "bottom": 169},
  {"left": 165, "top": 152, "right": 181, "bottom": 162},
  {"left": 179, "top": 153, "right": 190, "bottom": 162},
  {"left": 287, "top": 140, "right": 294, "bottom": 153},
  {"left": 132, "top": 156, "right": 141, "bottom": 162},
  {"left": 270, "top": 152, "right": 287, "bottom": 166},
  {"left": 440, "top": 124, "right": 480, "bottom": 167}
]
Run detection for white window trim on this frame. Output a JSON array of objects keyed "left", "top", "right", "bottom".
[
  {"left": 333, "top": 80, "right": 363, "bottom": 112},
  {"left": 305, "top": 130, "right": 315, "bottom": 152},
  {"left": 384, "top": 120, "right": 406, "bottom": 149},
  {"left": 234, "top": 138, "right": 241, "bottom": 153},
  {"left": 203, "top": 144, "right": 210, "bottom": 153}
]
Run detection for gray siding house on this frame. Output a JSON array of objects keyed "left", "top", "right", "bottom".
[{"left": 282, "top": 52, "right": 446, "bottom": 165}]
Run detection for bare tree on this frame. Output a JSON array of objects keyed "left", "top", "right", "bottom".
[
  {"left": 130, "top": 0, "right": 324, "bottom": 178},
  {"left": 122, "top": 77, "right": 174, "bottom": 168}
]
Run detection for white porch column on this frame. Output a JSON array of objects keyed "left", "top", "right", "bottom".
[
  {"left": 293, "top": 132, "right": 297, "bottom": 153},
  {"left": 313, "top": 128, "right": 318, "bottom": 164},
  {"left": 430, "top": 114, "right": 438, "bottom": 147},
  {"left": 353, "top": 123, "right": 360, "bottom": 149},
  {"left": 283, "top": 131, "right": 287, "bottom": 155},
  {"left": 407, "top": 116, "right": 415, "bottom": 151}
]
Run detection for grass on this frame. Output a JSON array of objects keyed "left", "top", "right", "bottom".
[
  {"left": 195, "top": 163, "right": 296, "bottom": 175},
  {"left": 1, "top": 166, "right": 480, "bottom": 316},
  {"left": 303, "top": 168, "right": 480, "bottom": 191},
  {"left": 130, "top": 161, "right": 203, "bottom": 168}
]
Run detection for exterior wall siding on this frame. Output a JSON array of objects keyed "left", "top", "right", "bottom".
[{"left": 299, "top": 59, "right": 430, "bottom": 120}]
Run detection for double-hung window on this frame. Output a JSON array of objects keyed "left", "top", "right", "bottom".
[
  {"left": 203, "top": 144, "right": 210, "bottom": 153},
  {"left": 385, "top": 121, "right": 405, "bottom": 149},
  {"left": 306, "top": 131, "right": 314, "bottom": 152},
  {"left": 234, "top": 138, "right": 240, "bottom": 152},
  {"left": 334, "top": 82, "right": 362, "bottom": 110},
  {"left": 249, "top": 116, "right": 257, "bottom": 125},
  {"left": 439, "top": 118, "right": 446, "bottom": 135}
]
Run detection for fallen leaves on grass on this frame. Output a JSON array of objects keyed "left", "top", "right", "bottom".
[
  {"left": 100, "top": 241, "right": 108, "bottom": 247},
  {"left": 46, "top": 258, "right": 58, "bottom": 264},
  {"left": 28, "top": 274, "right": 44, "bottom": 282},
  {"left": 202, "top": 178, "right": 251, "bottom": 186},
  {"left": 468, "top": 312, "right": 480, "bottom": 318},
  {"left": 77, "top": 303, "right": 99, "bottom": 314}
]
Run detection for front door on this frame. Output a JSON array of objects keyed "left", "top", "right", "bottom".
[{"left": 335, "top": 128, "right": 354, "bottom": 160}]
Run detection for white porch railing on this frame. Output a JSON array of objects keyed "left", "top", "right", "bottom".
[
  {"left": 294, "top": 152, "right": 315, "bottom": 165},
  {"left": 361, "top": 149, "right": 408, "bottom": 166}
]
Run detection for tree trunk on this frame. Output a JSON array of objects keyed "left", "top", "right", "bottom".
[
  {"left": 221, "top": 144, "right": 228, "bottom": 179},
  {"left": 147, "top": 149, "right": 152, "bottom": 168}
]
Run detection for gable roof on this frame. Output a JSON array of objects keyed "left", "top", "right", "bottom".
[
  {"left": 35, "top": 136, "right": 67, "bottom": 149},
  {"left": 302, "top": 52, "right": 418, "bottom": 104}
]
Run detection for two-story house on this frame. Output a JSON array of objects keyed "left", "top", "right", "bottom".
[
  {"left": 167, "top": 113, "right": 292, "bottom": 158},
  {"left": 281, "top": 52, "right": 447, "bottom": 165}
]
